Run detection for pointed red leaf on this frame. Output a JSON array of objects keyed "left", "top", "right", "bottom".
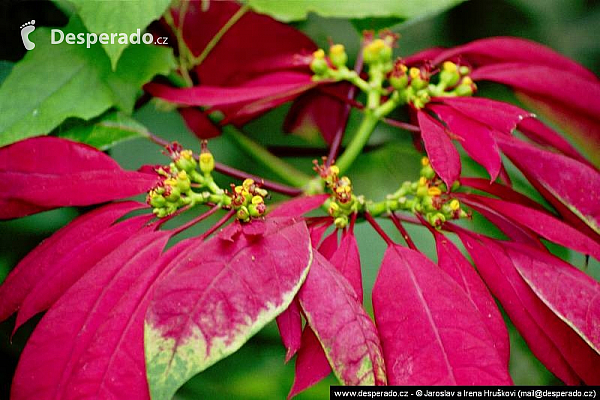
[
  {"left": 284, "top": 83, "right": 354, "bottom": 145},
  {"left": 11, "top": 230, "right": 170, "bottom": 399},
  {"left": 178, "top": 107, "right": 222, "bottom": 140},
  {"left": 15, "top": 214, "right": 154, "bottom": 331},
  {"left": 288, "top": 327, "right": 332, "bottom": 398},
  {"left": 457, "top": 232, "right": 599, "bottom": 384},
  {"left": 471, "top": 64, "right": 600, "bottom": 121},
  {"left": 496, "top": 134, "right": 600, "bottom": 235},
  {"left": 330, "top": 230, "right": 363, "bottom": 302},
  {"left": 0, "top": 137, "right": 156, "bottom": 219},
  {"left": 318, "top": 229, "right": 339, "bottom": 260},
  {"left": 464, "top": 193, "right": 600, "bottom": 260},
  {"left": 435, "top": 97, "right": 532, "bottom": 135},
  {"left": 459, "top": 177, "right": 545, "bottom": 211},
  {"left": 403, "top": 47, "right": 446, "bottom": 65},
  {"left": 269, "top": 194, "right": 329, "bottom": 218},
  {"left": 171, "top": 1, "right": 316, "bottom": 87},
  {"left": 373, "top": 245, "right": 511, "bottom": 385},
  {"left": 61, "top": 237, "right": 197, "bottom": 399},
  {"left": 417, "top": 110, "right": 461, "bottom": 189},
  {"left": 429, "top": 104, "right": 501, "bottom": 181},
  {"left": 276, "top": 298, "right": 303, "bottom": 363},
  {"left": 145, "top": 72, "right": 314, "bottom": 108},
  {"left": 457, "top": 197, "right": 544, "bottom": 247},
  {"left": 433, "top": 231, "right": 510, "bottom": 366},
  {"left": 299, "top": 252, "right": 387, "bottom": 386},
  {"left": 503, "top": 242, "right": 600, "bottom": 354},
  {"left": 0, "top": 201, "right": 145, "bottom": 322},
  {"left": 144, "top": 217, "right": 312, "bottom": 399},
  {"left": 516, "top": 114, "right": 592, "bottom": 165},
  {"left": 309, "top": 221, "right": 331, "bottom": 248},
  {"left": 432, "top": 37, "right": 597, "bottom": 82}
]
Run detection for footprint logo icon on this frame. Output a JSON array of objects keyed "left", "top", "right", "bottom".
[{"left": 20, "top": 20, "right": 36, "bottom": 51}]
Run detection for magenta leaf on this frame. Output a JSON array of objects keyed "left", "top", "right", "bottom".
[
  {"left": 63, "top": 237, "right": 197, "bottom": 399},
  {"left": 145, "top": 72, "right": 314, "bottom": 108},
  {"left": 432, "top": 231, "right": 510, "bottom": 365},
  {"left": 269, "top": 194, "right": 329, "bottom": 218},
  {"left": 318, "top": 229, "right": 339, "bottom": 260},
  {"left": 178, "top": 107, "right": 222, "bottom": 140},
  {"left": 373, "top": 245, "right": 511, "bottom": 385},
  {"left": 516, "top": 115, "right": 592, "bottom": 165},
  {"left": 173, "top": 1, "right": 316, "bottom": 87},
  {"left": 432, "top": 37, "right": 598, "bottom": 82},
  {"left": 284, "top": 83, "right": 354, "bottom": 145},
  {"left": 330, "top": 229, "right": 363, "bottom": 302},
  {"left": 460, "top": 177, "right": 545, "bottom": 211},
  {"left": 288, "top": 327, "right": 333, "bottom": 398},
  {"left": 417, "top": 110, "right": 461, "bottom": 189},
  {"left": 458, "top": 233, "right": 599, "bottom": 384},
  {"left": 298, "top": 252, "right": 387, "bottom": 386},
  {"left": 464, "top": 193, "right": 600, "bottom": 260},
  {"left": 14, "top": 214, "right": 154, "bottom": 331},
  {"left": 428, "top": 104, "right": 501, "bottom": 180},
  {"left": 503, "top": 242, "right": 600, "bottom": 354},
  {"left": 11, "top": 230, "right": 170, "bottom": 399},
  {"left": 0, "top": 201, "right": 145, "bottom": 323},
  {"left": 496, "top": 135, "right": 600, "bottom": 236},
  {"left": 456, "top": 197, "right": 544, "bottom": 248},
  {"left": 472, "top": 64, "right": 600, "bottom": 122},
  {"left": 434, "top": 97, "right": 532, "bottom": 135},
  {"left": 144, "top": 218, "right": 312, "bottom": 399},
  {"left": 0, "top": 137, "right": 156, "bottom": 219},
  {"left": 276, "top": 298, "right": 303, "bottom": 363}
]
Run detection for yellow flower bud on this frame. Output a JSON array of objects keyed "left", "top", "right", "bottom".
[
  {"left": 419, "top": 177, "right": 427, "bottom": 186},
  {"left": 421, "top": 157, "right": 429, "bottom": 167},
  {"left": 313, "top": 49, "right": 325, "bottom": 59},
  {"left": 442, "top": 61, "right": 457, "bottom": 72},
  {"left": 242, "top": 178, "right": 254, "bottom": 190},
  {"left": 449, "top": 199, "right": 460, "bottom": 211},
  {"left": 199, "top": 152, "right": 215, "bottom": 174},
  {"left": 329, "top": 165, "right": 340, "bottom": 176},
  {"left": 409, "top": 67, "right": 421, "bottom": 79},
  {"left": 428, "top": 187, "right": 442, "bottom": 196},
  {"left": 251, "top": 195, "right": 264, "bottom": 205}
]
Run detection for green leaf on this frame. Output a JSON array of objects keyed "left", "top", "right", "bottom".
[
  {"left": 66, "top": 0, "right": 172, "bottom": 69},
  {"left": 57, "top": 111, "right": 149, "bottom": 150},
  {"left": 0, "top": 17, "right": 174, "bottom": 148},
  {"left": 248, "top": 0, "right": 467, "bottom": 22}
]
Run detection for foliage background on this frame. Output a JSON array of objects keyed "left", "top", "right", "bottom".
[{"left": 0, "top": 0, "right": 599, "bottom": 398}]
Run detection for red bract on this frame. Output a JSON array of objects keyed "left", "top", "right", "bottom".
[
  {"left": 0, "top": 137, "right": 157, "bottom": 219},
  {"left": 146, "top": 0, "right": 319, "bottom": 138},
  {"left": 144, "top": 217, "right": 313, "bottom": 399},
  {"left": 372, "top": 244, "right": 512, "bottom": 385}
]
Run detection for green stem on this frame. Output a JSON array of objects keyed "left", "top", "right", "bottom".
[
  {"left": 193, "top": 4, "right": 249, "bottom": 66},
  {"left": 334, "top": 112, "right": 379, "bottom": 175},
  {"left": 223, "top": 125, "right": 311, "bottom": 188}
]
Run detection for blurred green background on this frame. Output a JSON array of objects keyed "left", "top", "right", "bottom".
[{"left": 1, "top": 0, "right": 599, "bottom": 398}]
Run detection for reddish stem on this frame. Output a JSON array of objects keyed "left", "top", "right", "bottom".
[
  {"left": 326, "top": 41, "right": 366, "bottom": 167},
  {"left": 364, "top": 213, "right": 394, "bottom": 246},
  {"left": 382, "top": 118, "right": 421, "bottom": 133},
  {"left": 390, "top": 213, "right": 417, "bottom": 250},
  {"left": 170, "top": 204, "right": 222, "bottom": 236},
  {"left": 200, "top": 209, "right": 236, "bottom": 240},
  {"left": 214, "top": 162, "right": 303, "bottom": 196}
]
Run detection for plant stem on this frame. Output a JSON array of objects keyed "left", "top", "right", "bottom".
[
  {"left": 223, "top": 125, "right": 311, "bottom": 188},
  {"left": 334, "top": 111, "right": 379, "bottom": 174},
  {"left": 200, "top": 209, "right": 236, "bottom": 240},
  {"left": 365, "top": 212, "right": 394, "bottom": 245},
  {"left": 326, "top": 41, "right": 366, "bottom": 167},
  {"left": 171, "top": 205, "right": 221, "bottom": 236},
  {"left": 214, "top": 162, "right": 303, "bottom": 196},
  {"left": 193, "top": 4, "right": 249, "bottom": 66},
  {"left": 390, "top": 213, "right": 417, "bottom": 250}
]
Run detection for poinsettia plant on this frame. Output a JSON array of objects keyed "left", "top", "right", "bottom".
[{"left": 1, "top": 0, "right": 599, "bottom": 398}]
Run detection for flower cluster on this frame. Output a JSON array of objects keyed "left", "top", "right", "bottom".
[{"left": 146, "top": 142, "right": 268, "bottom": 222}]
